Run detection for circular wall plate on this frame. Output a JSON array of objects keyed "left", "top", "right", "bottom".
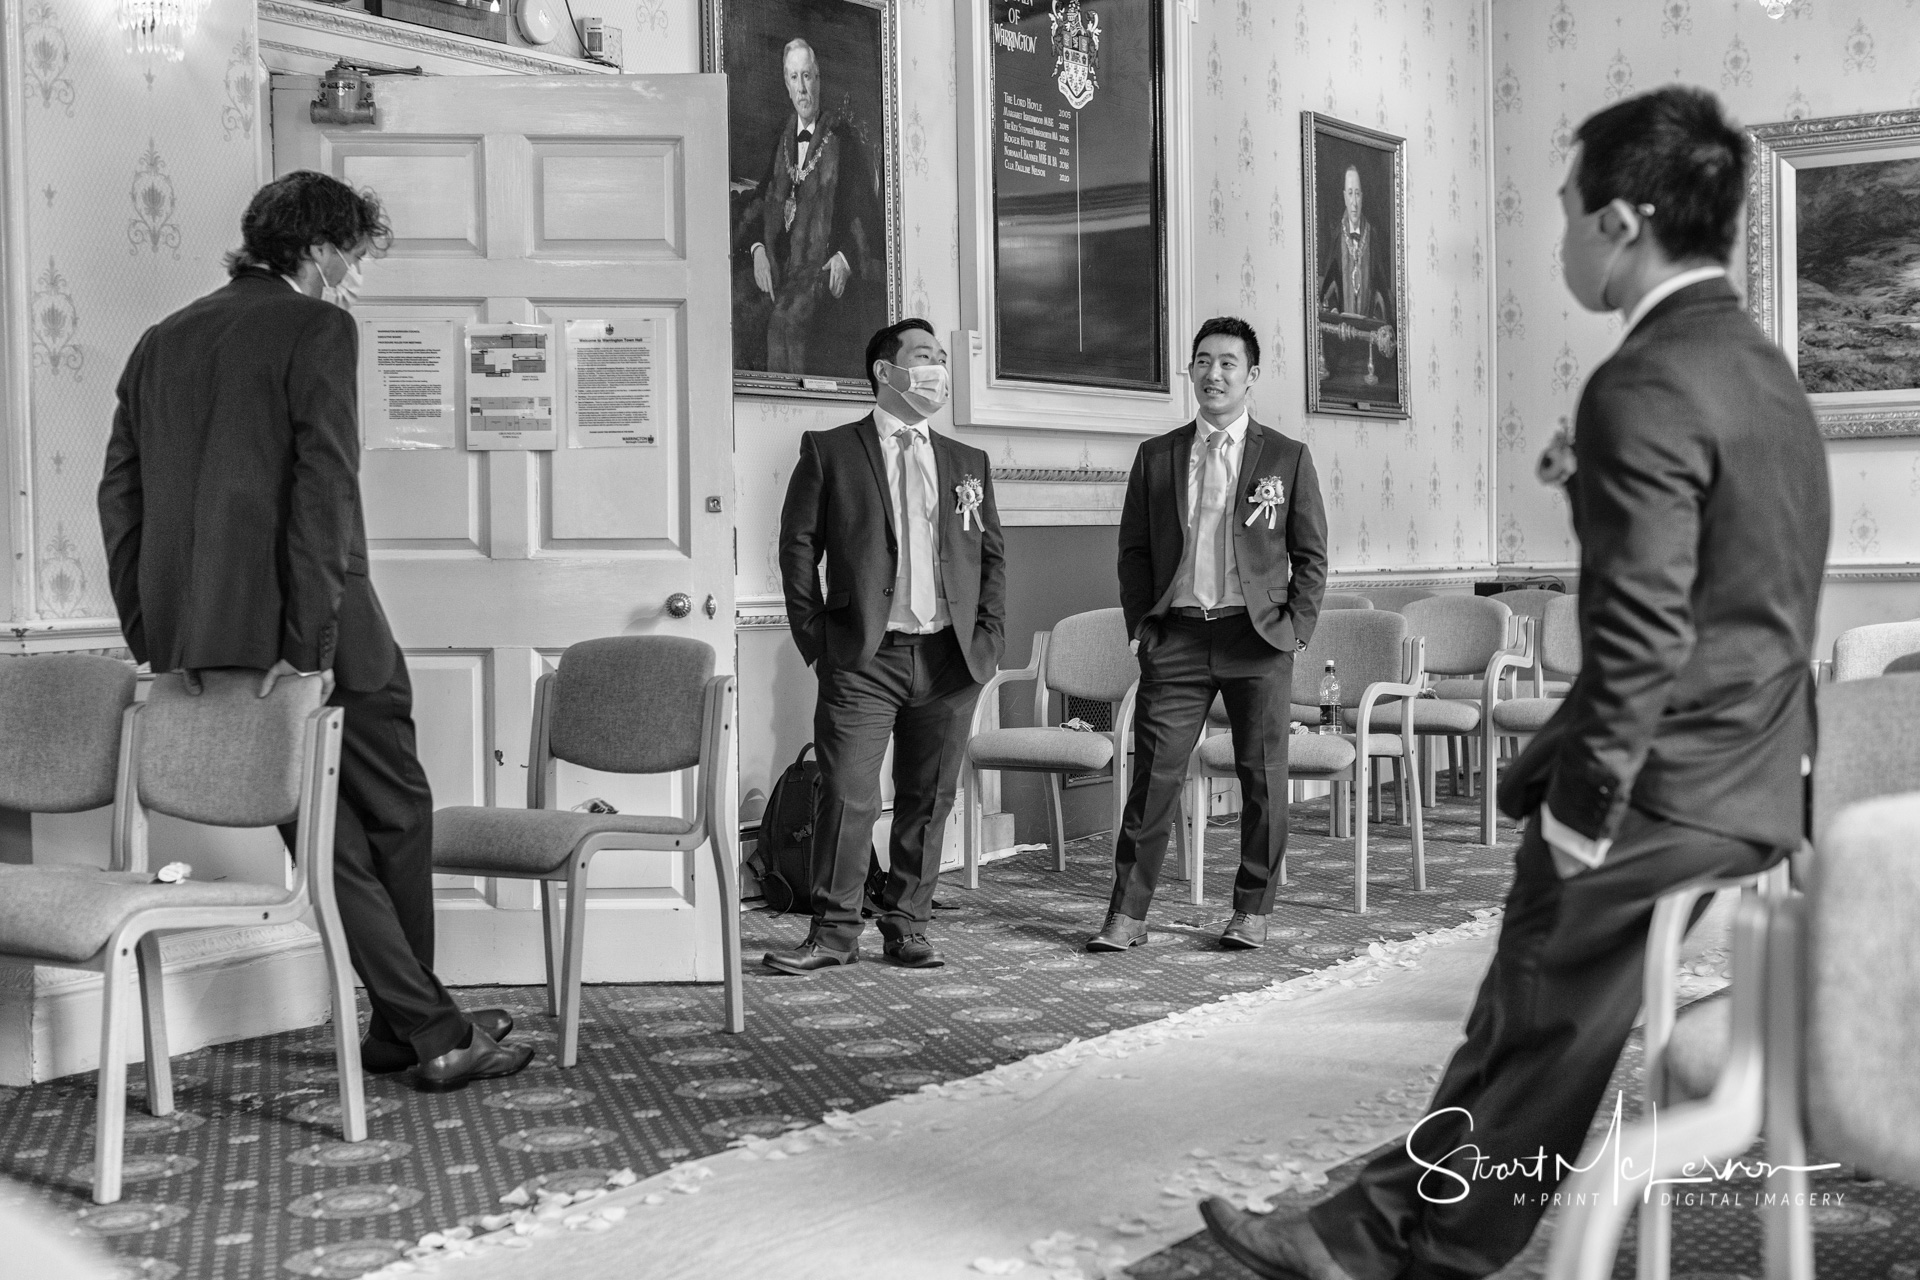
[{"left": 516, "top": 0, "right": 561, "bottom": 45}]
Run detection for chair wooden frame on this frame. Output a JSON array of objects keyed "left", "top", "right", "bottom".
[
  {"left": 2, "top": 694, "right": 361, "bottom": 1205},
  {"left": 960, "top": 629, "right": 1139, "bottom": 889},
  {"left": 436, "top": 670, "right": 742, "bottom": 1068},
  {"left": 1182, "top": 636, "right": 1428, "bottom": 913},
  {"left": 1478, "top": 616, "right": 1550, "bottom": 846}
]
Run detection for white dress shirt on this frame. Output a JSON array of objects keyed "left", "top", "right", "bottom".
[
  {"left": 1170, "top": 412, "right": 1249, "bottom": 611},
  {"left": 1539, "top": 266, "right": 1729, "bottom": 875},
  {"left": 873, "top": 405, "right": 949, "bottom": 634}
]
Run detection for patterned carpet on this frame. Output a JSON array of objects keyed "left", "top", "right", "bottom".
[{"left": 0, "top": 793, "right": 1526, "bottom": 1280}]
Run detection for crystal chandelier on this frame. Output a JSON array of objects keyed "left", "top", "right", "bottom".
[
  {"left": 1756, "top": 0, "right": 1801, "bottom": 18},
  {"left": 119, "top": 0, "right": 210, "bottom": 62}
]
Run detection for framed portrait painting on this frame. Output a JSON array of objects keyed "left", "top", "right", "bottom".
[
  {"left": 1746, "top": 107, "right": 1920, "bottom": 438},
  {"left": 704, "top": 0, "right": 903, "bottom": 399},
  {"left": 1301, "top": 112, "right": 1410, "bottom": 420}
]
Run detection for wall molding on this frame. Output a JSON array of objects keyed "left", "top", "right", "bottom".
[{"left": 259, "top": 0, "right": 611, "bottom": 76}]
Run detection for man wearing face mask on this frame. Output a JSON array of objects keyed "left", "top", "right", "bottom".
[
  {"left": 100, "top": 171, "right": 533, "bottom": 1092},
  {"left": 1201, "top": 86, "right": 1828, "bottom": 1280},
  {"left": 769, "top": 319, "right": 1006, "bottom": 972}
]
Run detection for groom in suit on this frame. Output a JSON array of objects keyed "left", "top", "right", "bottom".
[
  {"left": 1202, "top": 87, "right": 1831, "bottom": 1280},
  {"left": 1094, "top": 316, "right": 1328, "bottom": 954},
  {"left": 769, "top": 319, "right": 1006, "bottom": 972}
]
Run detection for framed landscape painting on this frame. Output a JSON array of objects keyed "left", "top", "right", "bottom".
[{"left": 1747, "top": 107, "right": 1920, "bottom": 438}]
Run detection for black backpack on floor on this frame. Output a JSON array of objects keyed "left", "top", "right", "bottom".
[{"left": 751, "top": 744, "right": 820, "bottom": 914}]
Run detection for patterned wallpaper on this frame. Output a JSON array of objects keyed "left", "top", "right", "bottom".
[
  {"left": 732, "top": 0, "right": 1498, "bottom": 604},
  {"left": 17, "top": 0, "right": 263, "bottom": 620},
  {"left": 1489, "top": 0, "right": 1920, "bottom": 569}
]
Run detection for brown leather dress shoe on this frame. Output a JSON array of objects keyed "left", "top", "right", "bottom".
[
  {"left": 1086, "top": 912, "right": 1148, "bottom": 952},
  {"left": 361, "top": 1008, "right": 514, "bottom": 1074},
  {"left": 411, "top": 1026, "right": 536, "bottom": 1093},
  {"left": 882, "top": 934, "right": 944, "bottom": 968},
  {"left": 761, "top": 942, "right": 859, "bottom": 974},
  {"left": 1220, "top": 912, "right": 1268, "bottom": 950},
  {"left": 1198, "top": 1198, "right": 1355, "bottom": 1280}
]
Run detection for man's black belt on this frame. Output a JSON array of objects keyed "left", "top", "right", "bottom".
[
  {"left": 882, "top": 626, "right": 952, "bottom": 646},
  {"left": 1167, "top": 605, "right": 1248, "bottom": 620}
]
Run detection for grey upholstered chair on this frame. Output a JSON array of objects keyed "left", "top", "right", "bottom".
[
  {"left": 961, "top": 608, "right": 1137, "bottom": 888},
  {"left": 1186, "top": 609, "right": 1426, "bottom": 912},
  {"left": 1320, "top": 591, "right": 1374, "bottom": 610},
  {"left": 1549, "top": 789, "right": 1920, "bottom": 1280},
  {"left": 1362, "top": 595, "right": 1512, "bottom": 801},
  {"left": 1487, "top": 588, "right": 1574, "bottom": 698},
  {"left": 0, "top": 663, "right": 361, "bottom": 1204},
  {"left": 1479, "top": 593, "right": 1580, "bottom": 844},
  {"left": 433, "top": 637, "right": 740, "bottom": 1067},
  {"left": 1358, "top": 586, "right": 1436, "bottom": 612},
  {"left": 1831, "top": 618, "right": 1920, "bottom": 683}
]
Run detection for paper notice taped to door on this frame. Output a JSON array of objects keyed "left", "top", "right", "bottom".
[
  {"left": 359, "top": 319, "right": 456, "bottom": 449},
  {"left": 566, "top": 318, "right": 658, "bottom": 448},
  {"left": 465, "top": 323, "right": 557, "bottom": 450}
]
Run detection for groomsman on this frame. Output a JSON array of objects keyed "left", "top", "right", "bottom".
[
  {"left": 1202, "top": 87, "right": 1830, "bottom": 1280},
  {"left": 1097, "top": 317, "right": 1329, "bottom": 954},
  {"left": 769, "top": 319, "right": 1007, "bottom": 972}
]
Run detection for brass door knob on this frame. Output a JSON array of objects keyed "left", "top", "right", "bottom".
[{"left": 666, "top": 592, "right": 693, "bottom": 619}]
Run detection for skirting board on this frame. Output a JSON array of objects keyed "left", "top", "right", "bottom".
[{"left": 0, "top": 923, "right": 328, "bottom": 1086}]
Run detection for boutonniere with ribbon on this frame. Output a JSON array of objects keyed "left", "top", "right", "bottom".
[
  {"left": 955, "top": 475, "right": 985, "bottom": 530},
  {"left": 1243, "top": 475, "right": 1286, "bottom": 529}
]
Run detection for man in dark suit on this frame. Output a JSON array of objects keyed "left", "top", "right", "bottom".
[
  {"left": 1096, "top": 317, "right": 1328, "bottom": 954},
  {"left": 99, "top": 172, "right": 531, "bottom": 1092},
  {"left": 1202, "top": 87, "right": 1831, "bottom": 1280},
  {"left": 744, "top": 37, "right": 882, "bottom": 379},
  {"left": 769, "top": 318, "right": 1006, "bottom": 972}
]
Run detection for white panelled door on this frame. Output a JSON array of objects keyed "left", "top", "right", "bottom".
[{"left": 271, "top": 74, "right": 734, "bottom": 984}]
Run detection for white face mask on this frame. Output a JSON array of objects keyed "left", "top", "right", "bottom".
[
  {"left": 320, "top": 245, "right": 364, "bottom": 311},
  {"left": 883, "top": 360, "right": 950, "bottom": 415}
]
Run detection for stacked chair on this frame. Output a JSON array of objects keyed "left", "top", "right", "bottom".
[
  {"left": 0, "top": 657, "right": 365, "bottom": 1204},
  {"left": 1376, "top": 595, "right": 1512, "bottom": 804},
  {"left": 1547, "top": 669, "right": 1920, "bottom": 1280},
  {"left": 433, "top": 637, "right": 741, "bottom": 1068},
  {"left": 959, "top": 608, "right": 1138, "bottom": 888},
  {"left": 1183, "top": 609, "right": 1426, "bottom": 912}
]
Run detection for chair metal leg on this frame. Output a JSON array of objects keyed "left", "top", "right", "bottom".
[
  {"left": 133, "top": 934, "right": 173, "bottom": 1117},
  {"left": 540, "top": 880, "right": 564, "bottom": 1017},
  {"left": 559, "top": 859, "right": 592, "bottom": 1069},
  {"left": 707, "top": 826, "right": 746, "bottom": 1035},
  {"left": 1045, "top": 773, "right": 1067, "bottom": 873},
  {"left": 93, "top": 947, "right": 132, "bottom": 1204},
  {"left": 1186, "top": 776, "right": 1206, "bottom": 906},
  {"left": 1353, "top": 772, "right": 1369, "bottom": 915},
  {"left": 314, "top": 874, "right": 367, "bottom": 1142},
  {"left": 1408, "top": 746, "right": 1426, "bottom": 893},
  {"left": 1763, "top": 901, "right": 1812, "bottom": 1280},
  {"left": 962, "top": 764, "right": 983, "bottom": 890},
  {"left": 1371, "top": 762, "right": 1383, "bottom": 825},
  {"left": 1391, "top": 758, "right": 1406, "bottom": 827},
  {"left": 1480, "top": 721, "right": 1499, "bottom": 846}
]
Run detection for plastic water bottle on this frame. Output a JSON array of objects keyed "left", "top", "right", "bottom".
[{"left": 1318, "top": 660, "right": 1341, "bottom": 734}]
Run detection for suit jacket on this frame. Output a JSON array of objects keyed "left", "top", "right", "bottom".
[
  {"left": 1498, "top": 277, "right": 1831, "bottom": 850},
  {"left": 758, "top": 111, "right": 878, "bottom": 288},
  {"left": 778, "top": 415, "right": 1006, "bottom": 684},
  {"left": 99, "top": 269, "right": 398, "bottom": 693},
  {"left": 1117, "top": 418, "right": 1329, "bottom": 653}
]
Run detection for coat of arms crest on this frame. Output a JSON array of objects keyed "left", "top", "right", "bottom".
[{"left": 1048, "top": 0, "right": 1101, "bottom": 111}]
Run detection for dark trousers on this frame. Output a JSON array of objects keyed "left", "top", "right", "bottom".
[
  {"left": 809, "top": 627, "right": 981, "bottom": 950},
  {"left": 282, "top": 652, "right": 466, "bottom": 1062},
  {"left": 1309, "top": 810, "right": 1780, "bottom": 1280},
  {"left": 1111, "top": 613, "right": 1293, "bottom": 919}
]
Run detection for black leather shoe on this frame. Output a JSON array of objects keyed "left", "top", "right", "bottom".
[
  {"left": 1220, "top": 913, "right": 1268, "bottom": 950},
  {"left": 762, "top": 942, "right": 859, "bottom": 974},
  {"left": 1086, "top": 912, "right": 1148, "bottom": 952},
  {"left": 361, "top": 1008, "right": 514, "bottom": 1074},
  {"left": 411, "top": 1026, "right": 536, "bottom": 1093},
  {"left": 882, "top": 934, "right": 944, "bottom": 968},
  {"left": 1199, "top": 1198, "right": 1354, "bottom": 1280}
]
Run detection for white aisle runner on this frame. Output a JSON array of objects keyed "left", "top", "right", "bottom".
[{"left": 383, "top": 916, "right": 1508, "bottom": 1280}]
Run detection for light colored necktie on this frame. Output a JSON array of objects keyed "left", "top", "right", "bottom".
[
  {"left": 897, "top": 428, "right": 937, "bottom": 626},
  {"left": 1193, "top": 429, "right": 1233, "bottom": 609}
]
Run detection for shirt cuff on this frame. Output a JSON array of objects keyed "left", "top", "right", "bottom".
[{"left": 1539, "top": 803, "right": 1610, "bottom": 870}]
